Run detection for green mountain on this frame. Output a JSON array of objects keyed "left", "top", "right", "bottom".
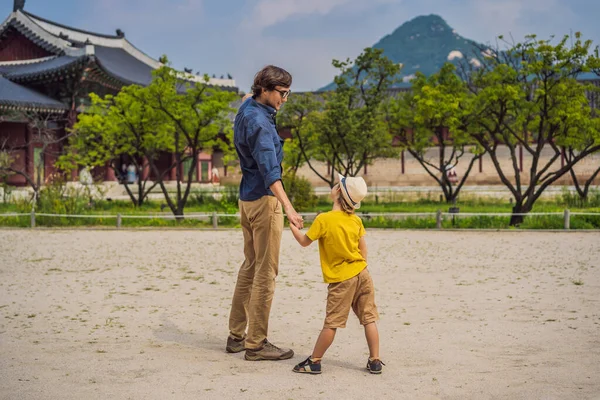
[{"left": 319, "top": 14, "right": 484, "bottom": 91}]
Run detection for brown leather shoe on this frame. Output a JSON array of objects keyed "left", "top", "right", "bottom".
[
  {"left": 226, "top": 336, "right": 245, "bottom": 353},
  {"left": 244, "top": 339, "right": 294, "bottom": 361}
]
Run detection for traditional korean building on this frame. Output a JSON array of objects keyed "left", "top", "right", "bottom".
[{"left": 0, "top": 0, "right": 237, "bottom": 187}]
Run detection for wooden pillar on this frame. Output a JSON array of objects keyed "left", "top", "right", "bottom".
[
  {"left": 25, "top": 124, "right": 34, "bottom": 179},
  {"left": 170, "top": 153, "right": 177, "bottom": 181},
  {"left": 197, "top": 154, "right": 201, "bottom": 182},
  {"left": 142, "top": 157, "right": 150, "bottom": 180},
  {"left": 401, "top": 150, "right": 405, "bottom": 174},
  {"left": 66, "top": 110, "right": 79, "bottom": 182},
  {"left": 105, "top": 163, "right": 116, "bottom": 181}
]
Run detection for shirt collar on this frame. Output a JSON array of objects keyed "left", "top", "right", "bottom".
[{"left": 251, "top": 97, "right": 277, "bottom": 118}]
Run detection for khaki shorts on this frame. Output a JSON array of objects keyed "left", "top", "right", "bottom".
[{"left": 324, "top": 268, "right": 379, "bottom": 329}]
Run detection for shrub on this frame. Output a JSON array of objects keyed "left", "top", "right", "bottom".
[{"left": 283, "top": 174, "right": 318, "bottom": 212}]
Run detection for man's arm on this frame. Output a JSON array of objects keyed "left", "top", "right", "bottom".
[
  {"left": 270, "top": 180, "right": 303, "bottom": 229},
  {"left": 289, "top": 222, "right": 313, "bottom": 247},
  {"left": 358, "top": 236, "right": 368, "bottom": 262},
  {"left": 247, "top": 123, "right": 303, "bottom": 229}
]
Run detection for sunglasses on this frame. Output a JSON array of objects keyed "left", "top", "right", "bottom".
[{"left": 272, "top": 88, "right": 291, "bottom": 99}]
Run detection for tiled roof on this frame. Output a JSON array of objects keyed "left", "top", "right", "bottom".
[
  {"left": 94, "top": 46, "right": 155, "bottom": 86},
  {"left": 0, "top": 55, "right": 86, "bottom": 81},
  {"left": 0, "top": 76, "right": 67, "bottom": 111}
]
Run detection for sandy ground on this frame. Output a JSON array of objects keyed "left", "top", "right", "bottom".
[{"left": 0, "top": 229, "right": 599, "bottom": 400}]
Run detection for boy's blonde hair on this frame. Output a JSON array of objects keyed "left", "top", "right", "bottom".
[{"left": 335, "top": 184, "right": 355, "bottom": 214}]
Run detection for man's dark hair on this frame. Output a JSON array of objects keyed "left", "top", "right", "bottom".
[{"left": 251, "top": 65, "right": 292, "bottom": 97}]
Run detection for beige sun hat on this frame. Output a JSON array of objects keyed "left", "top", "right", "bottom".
[{"left": 338, "top": 174, "right": 368, "bottom": 209}]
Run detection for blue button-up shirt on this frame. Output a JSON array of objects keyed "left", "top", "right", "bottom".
[{"left": 234, "top": 98, "right": 284, "bottom": 201}]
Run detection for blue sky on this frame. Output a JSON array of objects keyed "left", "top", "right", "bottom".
[{"left": 2, "top": 0, "right": 599, "bottom": 92}]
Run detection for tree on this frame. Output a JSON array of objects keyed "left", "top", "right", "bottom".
[
  {"left": 277, "top": 93, "right": 322, "bottom": 176},
  {"left": 564, "top": 54, "right": 600, "bottom": 203},
  {"left": 62, "top": 87, "right": 174, "bottom": 207},
  {"left": 144, "top": 62, "right": 237, "bottom": 216},
  {"left": 387, "top": 63, "right": 484, "bottom": 203},
  {"left": 0, "top": 111, "right": 70, "bottom": 203},
  {"left": 465, "top": 33, "right": 600, "bottom": 225},
  {"left": 279, "top": 48, "right": 401, "bottom": 188}
]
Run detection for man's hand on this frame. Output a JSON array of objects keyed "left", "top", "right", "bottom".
[
  {"left": 242, "top": 93, "right": 253, "bottom": 102},
  {"left": 284, "top": 203, "right": 304, "bottom": 229}
]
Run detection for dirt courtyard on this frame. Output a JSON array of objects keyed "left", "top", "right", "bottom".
[{"left": 1, "top": 229, "right": 599, "bottom": 400}]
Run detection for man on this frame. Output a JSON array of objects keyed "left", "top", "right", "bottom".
[{"left": 226, "top": 65, "right": 304, "bottom": 361}]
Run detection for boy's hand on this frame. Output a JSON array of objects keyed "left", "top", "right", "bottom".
[{"left": 289, "top": 219, "right": 312, "bottom": 247}]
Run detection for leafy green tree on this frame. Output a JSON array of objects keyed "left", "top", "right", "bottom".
[
  {"left": 563, "top": 53, "right": 600, "bottom": 203},
  {"left": 63, "top": 59, "right": 237, "bottom": 216},
  {"left": 145, "top": 62, "right": 237, "bottom": 216},
  {"left": 466, "top": 33, "right": 600, "bottom": 225},
  {"left": 387, "top": 63, "right": 484, "bottom": 203},
  {"left": 277, "top": 93, "right": 322, "bottom": 177},
  {"left": 62, "top": 86, "right": 173, "bottom": 207},
  {"left": 279, "top": 48, "right": 401, "bottom": 188}
]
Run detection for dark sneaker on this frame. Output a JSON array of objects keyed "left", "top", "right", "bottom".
[
  {"left": 226, "top": 336, "right": 245, "bottom": 353},
  {"left": 244, "top": 339, "right": 294, "bottom": 361},
  {"left": 367, "top": 358, "right": 385, "bottom": 374},
  {"left": 293, "top": 357, "right": 322, "bottom": 374}
]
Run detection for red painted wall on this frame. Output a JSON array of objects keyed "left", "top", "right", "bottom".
[
  {"left": 0, "top": 29, "right": 53, "bottom": 62},
  {"left": 0, "top": 122, "right": 29, "bottom": 185}
]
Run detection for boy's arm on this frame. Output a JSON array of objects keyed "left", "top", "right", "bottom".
[
  {"left": 358, "top": 236, "right": 368, "bottom": 262},
  {"left": 290, "top": 223, "right": 313, "bottom": 248}
]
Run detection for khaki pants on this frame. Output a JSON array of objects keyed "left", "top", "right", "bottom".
[
  {"left": 324, "top": 268, "right": 379, "bottom": 329},
  {"left": 228, "top": 196, "right": 283, "bottom": 349}
]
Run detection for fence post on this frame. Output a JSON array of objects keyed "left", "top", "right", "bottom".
[
  {"left": 436, "top": 210, "right": 442, "bottom": 229},
  {"left": 212, "top": 211, "right": 218, "bottom": 229},
  {"left": 30, "top": 210, "right": 35, "bottom": 228},
  {"left": 117, "top": 213, "right": 122, "bottom": 229},
  {"left": 564, "top": 209, "right": 570, "bottom": 230}
]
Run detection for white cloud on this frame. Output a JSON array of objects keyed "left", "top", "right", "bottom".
[
  {"left": 243, "top": 0, "right": 399, "bottom": 31},
  {"left": 447, "top": 50, "right": 463, "bottom": 60},
  {"left": 243, "top": 0, "right": 349, "bottom": 30},
  {"left": 89, "top": 0, "right": 204, "bottom": 29},
  {"left": 443, "top": 0, "right": 577, "bottom": 43},
  {"left": 469, "top": 58, "right": 482, "bottom": 67}
]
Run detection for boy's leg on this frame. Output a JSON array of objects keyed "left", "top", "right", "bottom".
[
  {"left": 228, "top": 200, "right": 256, "bottom": 341},
  {"left": 352, "top": 268, "right": 380, "bottom": 359},
  {"left": 364, "top": 322, "right": 379, "bottom": 360},
  {"left": 311, "top": 328, "right": 337, "bottom": 359},
  {"left": 312, "top": 276, "right": 357, "bottom": 359}
]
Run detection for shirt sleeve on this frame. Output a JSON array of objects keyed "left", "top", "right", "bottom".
[
  {"left": 306, "top": 215, "right": 324, "bottom": 241},
  {"left": 247, "top": 122, "right": 281, "bottom": 189},
  {"left": 357, "top": 216, "right": 366, "bottom": 237}
]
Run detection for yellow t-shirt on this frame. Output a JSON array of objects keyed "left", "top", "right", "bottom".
[{"left": 306, "top": 210, "right": 367, "bottom": 283}]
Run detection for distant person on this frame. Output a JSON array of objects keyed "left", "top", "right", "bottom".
[
  {"left": 289, "top": 175, "right": 384, "bottom": 375},
  {"left": 79, "top": 166, "right": 93, "bottom": 186},
  {"left": 127, "top": 164, "right": 136, "bottom": 184},
  {"left": 211, "top": 166, "right": 220, "bottom": 184},
  {"left": 226, "top": 65, "right": 304, "bottom": 361}
]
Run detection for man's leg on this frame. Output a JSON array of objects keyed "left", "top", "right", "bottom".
[
  {"left": 228, "top": 200, "right": 256, "bottom": 342},
  {"left": 244, "top": 196, "right": 286, "bottom": 352}
]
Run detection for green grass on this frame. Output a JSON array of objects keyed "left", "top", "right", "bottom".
[{"left": 1, "top": 192, "right": 599, "bottom": 229}]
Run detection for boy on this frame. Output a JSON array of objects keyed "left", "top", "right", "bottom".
[{"left": 289, "top": 174, "right": 384, "bottom": 374}]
